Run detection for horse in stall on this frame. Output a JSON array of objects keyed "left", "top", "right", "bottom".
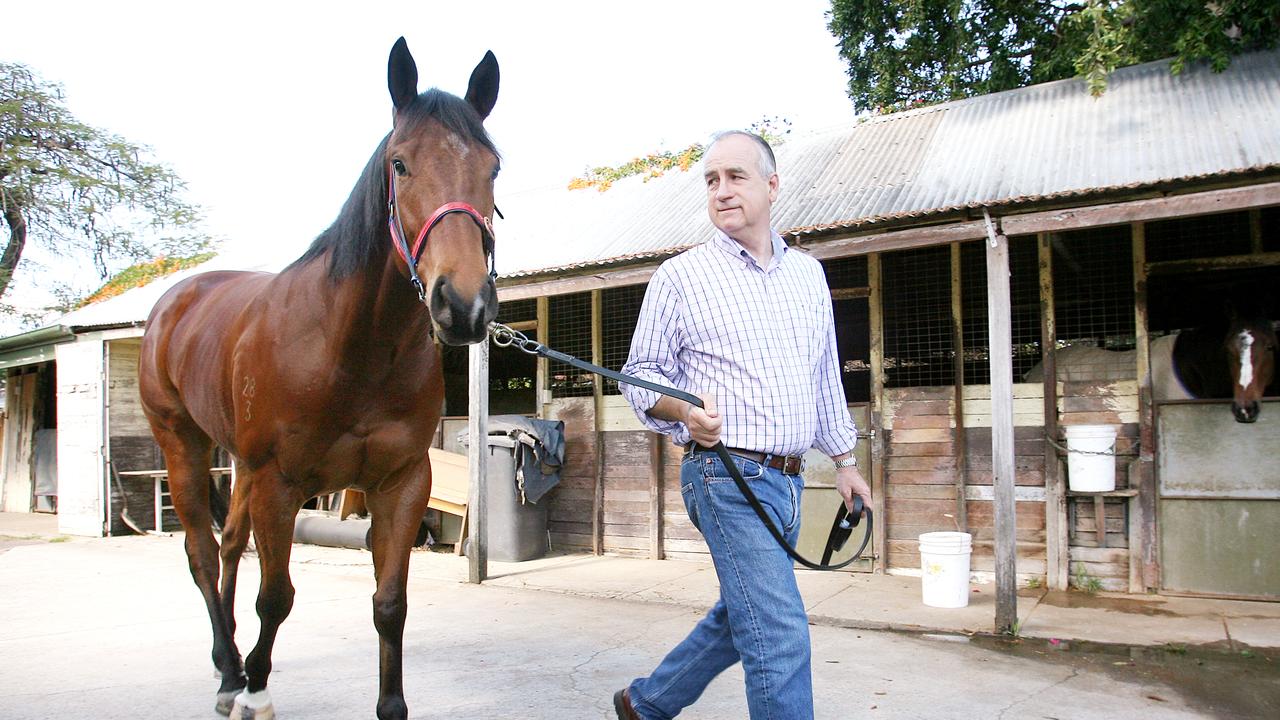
[
  {"left": 1024, "top": 312, "right": 1276, "bottom": 423},
  {"left": 137, "top": 38, "right": 499, "bottom": 720}
]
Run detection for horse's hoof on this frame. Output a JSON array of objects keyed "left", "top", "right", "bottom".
[
  {"left": 230, "top": 689, "right": 275, "bottom": 720},
  {"left": 215, "top": 689, "right": 240, "bottom": 716}
]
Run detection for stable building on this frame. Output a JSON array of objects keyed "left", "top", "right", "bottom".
[{"left": 2, "top": 51, "right": 1276, "bottom": 601}]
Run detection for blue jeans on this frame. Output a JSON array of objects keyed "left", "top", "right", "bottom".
[{"left": 628, "top": 451, "right": 812, "bottom": 720}]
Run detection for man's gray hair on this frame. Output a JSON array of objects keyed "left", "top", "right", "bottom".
[{"left": 706, "top": 130, "right": 777, "bottom": 178}]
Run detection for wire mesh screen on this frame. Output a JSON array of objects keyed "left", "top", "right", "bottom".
[
  {"left": 600, "top": 284, "right": 646, "bottom": 395},
  {"left": 1146, "top": 211, "right": 1252, "bottom": 262},
  {"left": 442, "top": 298, "right": 540, "bottom": 415},
  {"left": 491, "top": 300, "right": 536, "bottom": 411},
  {"left": 497, "top": 299, "right": 536, "bottom": 325},
  {"left": 961, "top": 236, "right": 1043, "bottom": 384},
  {"left": 882, "top": 246, "right": 954, "bottom": 388},
  {"left": 1050, "top": 227, "right": 1136, "bottom": 370},
  {"left": 823, "top": 255, "right": 869, "bottom": 289},
  {"left": 548, "top": 292, "right": 594, "bottom": 398},
  {"left": 1145, "top": 210, "right": 1279, "bottom": 334},
  {"left": 822, "top": 256, "right": 871, "bottom": 402}
]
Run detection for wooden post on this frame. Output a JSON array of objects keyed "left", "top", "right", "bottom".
[
  {"left": 1039, "top": 233, "right": 1068, "bottom": 590},
  {"left": 1132, "top": 222, "right": 1159, "bottom": 591},
  {"left": 467, "top": 340, "right": 489, "bottom": 584},
  {"left": 868, "top": 253, "right": 887, "bottom": 574},
  {"left": 984, "top": 210, "right": 1018, "bottom": 633},
  {"left": 949, "top": 242, "right": 969, "bottom": 532},
  {"left": 591, "top": 289, "right": 604, "bottom": 556},
  {"left": 1249, "top": 209, "right": 1263, "bottom": 255},
  {"left": 649, "top": 433, "right": 664, "bottom": 560},
  {"left": 536, "top": 297, "right": 550, "bottom": 412}
]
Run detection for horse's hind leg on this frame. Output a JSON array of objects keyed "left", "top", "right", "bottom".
[
  {"left": 232, "top": 473, "right": 304, "bottom": 720},
  {"left": 365, "top": 469, "right": 433, "bottom": 720},
  {"left": 153, "top": 426, "right": 247, "bottom": 713},
  {"left": 215, "top": 466, "right": 253, "bottom": 707},
  {"left": 218, "top": 471, "right": 252, "bottom": 630}
]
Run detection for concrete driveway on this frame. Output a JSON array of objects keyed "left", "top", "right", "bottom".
[{"left": 0, "top": 532, "right": 1272, "bottom": 719}]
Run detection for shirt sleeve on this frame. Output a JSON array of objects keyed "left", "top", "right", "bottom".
[
  {"left": 812, "top": 290, "right": 859, "bottom": 457},
  {"left": 619, "top": 266, "right": 686, "bottom": 437}
]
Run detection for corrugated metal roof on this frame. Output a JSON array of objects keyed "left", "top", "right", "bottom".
[
  {"left": 27, "top": 50, "right": 1280, "bottom": 336},
  {"left": 494, "top": 50, "right": 1280, "bottom": 279}
]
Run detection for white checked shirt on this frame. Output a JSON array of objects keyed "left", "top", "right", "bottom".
[{"left": 620, "top": 229, "right": 859, "bottom": 458}]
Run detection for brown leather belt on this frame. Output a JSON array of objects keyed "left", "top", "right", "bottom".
[{"left": 685, "top": 443, "right": 805, "bottom": 475}]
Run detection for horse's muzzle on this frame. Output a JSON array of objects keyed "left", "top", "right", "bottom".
[
  {"left": 430, "top": 276, "right": 498, "bottom": 346},
  {"left": 1232, "top": 401, "right": 1260, "bottom": 423}
]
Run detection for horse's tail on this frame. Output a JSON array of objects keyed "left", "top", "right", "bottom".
[{"left": 209, "top": 474, "right": 230, "bottom": 532}]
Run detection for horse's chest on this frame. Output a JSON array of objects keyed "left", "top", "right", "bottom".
[{"left": 281, "top": 416, "right": 431, "bottom": 491}]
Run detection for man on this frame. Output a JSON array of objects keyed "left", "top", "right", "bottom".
[{"left": 615, "top": 130, "right": 871, "bottom": 720}]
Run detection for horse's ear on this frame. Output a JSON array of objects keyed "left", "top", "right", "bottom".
[
  {"left": 465, "top": 51, "right": 499, "bottom": 120},
  {"left": 388, "top": 37, "right": 419, "bottom": 115}
]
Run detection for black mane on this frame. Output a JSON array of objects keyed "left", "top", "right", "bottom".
[{"left": 290, "top": 89, "right": 499, "bottom": 280}]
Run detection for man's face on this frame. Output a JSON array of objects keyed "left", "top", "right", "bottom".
[{"left": 703, "top": 135, "right": 778, "bottom": 240}]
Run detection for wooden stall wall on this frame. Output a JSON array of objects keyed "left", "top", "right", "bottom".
[
  {"left": 881, "top": 384, "right": 1048, "bottom": 582},
  {"left": 543, "top": 394, "right": 708, "bottom": 560},
  {"left": 1061, "top": 379, "right": 1140, "bottom": 592},
  {"left": 544, "top": 397, "right": 596, "bottom": 552},
  {"left": 105, "top": 338, "right": 167, "bottom": 535}
]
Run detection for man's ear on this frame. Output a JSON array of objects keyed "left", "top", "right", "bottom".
[{"left": 768, "top": 173, "right": 780, "bottom": 203}]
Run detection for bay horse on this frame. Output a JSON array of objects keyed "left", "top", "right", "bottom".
[
  {"left": 138, "top": 38, "right": 499, "bottom": 720},
  {"left": 1154, "top": 313, "right": 1277, "bottom": 423},
  {"left": 1025, "top": 314, "right": 1277, "bottom": 423}
]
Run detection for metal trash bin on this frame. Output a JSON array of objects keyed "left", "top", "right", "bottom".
[{"left": 475, "top": 434, "right": 549, "bottom": 562}]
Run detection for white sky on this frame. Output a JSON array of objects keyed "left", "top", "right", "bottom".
[{"left": 2, "top": 0, "right": 858, "bottom": 331}]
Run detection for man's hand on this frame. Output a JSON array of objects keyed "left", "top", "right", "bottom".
[
  {"left": 685, "top": 393, "right": 722, "bottom": 448},
  {"left": 836, "top": 466, "right": 871, "bottom": 516}
]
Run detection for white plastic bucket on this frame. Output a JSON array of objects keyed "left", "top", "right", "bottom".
[
  {"left": 919, "top": 532, "right": 972, "bottom": 608},
  {"left": 1064, "top": 424, "right": 1117, "bottom": 492}
]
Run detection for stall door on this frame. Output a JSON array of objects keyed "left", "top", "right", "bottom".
[
  {"left": 55, "top": 340, "right": 106, "bottom": 537},
  {"left": 1157, "top": 400, "right": 1279, "bottom": 599},
  {"left": 797, "top": 404, "right": 875, "bottom": 571}
]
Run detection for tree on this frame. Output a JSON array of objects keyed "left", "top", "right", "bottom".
[
  {"left": 828, "top": 0, "right": 1280, "bottom": 113},
  {"left": 0, "top": 62, "right": 207, "bottom": 309}
]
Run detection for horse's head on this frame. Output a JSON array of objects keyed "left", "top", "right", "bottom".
[
  {"left": 1224, "top": 316, "right": 1277, "bottom": 423},
  {"left": 385, "top": 38, "right": 500, "bottom": 345}
]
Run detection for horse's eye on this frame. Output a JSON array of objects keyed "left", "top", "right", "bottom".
[{"left": 392, "top": 159, "right": 407, "bottom": 176}]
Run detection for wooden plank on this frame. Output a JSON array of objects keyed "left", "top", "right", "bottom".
[
  {"left": 869, "top": 252, "right": 887, "bottom": 573},
  {"left": 536, "top": 297, "right": 550, "bottom": 409},
  {"left": 500, "top": 266, "right": 656, "bottom": 303},
  {"left": 1146, "top": 251, "right": 1280, "bottom": 275},
  {"left": 1132, "top": 223, "right": 1158, "bottom": 591},
  {"left": 887, "top": 441, "right": 954, "bottom": 457},
  {"left": 998, "top": 181, "right": 1280, "bottom": 237},
  {"left": 1061, "top": 380, "right": 1138, "bottom": 397},
  {"left": 649, "top": 433, "right": 663, "bottom": 560},
  {"left": 591, "top": 290, "right": 604, "bottom": 557},
  {"left": 985, "top": 217, "right": 1018, "bottom": 633},
  {"left": 890, "top": 428, "right": 952, "bottom": 444}
]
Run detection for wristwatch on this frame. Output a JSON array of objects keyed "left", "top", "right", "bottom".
[{"left": 833, "top": 455, "right": 858, "bottom": 469}]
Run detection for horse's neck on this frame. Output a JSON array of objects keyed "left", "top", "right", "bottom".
[
  {"left": 291, "top": 258, "right": 432, "bottom": 371},
  {"left": 1150, "top": 334, "right": 1193, "bottom": 401}
]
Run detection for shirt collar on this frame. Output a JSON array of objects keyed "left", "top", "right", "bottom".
[{"left": 711, "top": 229, "right": 788, "bottom": 272}]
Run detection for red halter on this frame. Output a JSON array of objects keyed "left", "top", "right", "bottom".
[{"left": 387, "top": 166, "right": 496, "bottom": 301}]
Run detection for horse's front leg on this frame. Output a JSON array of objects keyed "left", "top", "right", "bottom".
[
  {"left": 232, "top": 472, "right": 304, "bottom": 720},
  {"left": 365, "top": 464, "right": 433, "bottom": 720}
]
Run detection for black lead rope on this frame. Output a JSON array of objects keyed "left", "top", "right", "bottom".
[{"left": 490, "top": 323, "right": 873, "bottom": 571}]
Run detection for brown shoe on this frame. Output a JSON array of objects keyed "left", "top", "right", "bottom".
[{"left": 613, "top": 688, "right": 641, "bottom": 720}]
